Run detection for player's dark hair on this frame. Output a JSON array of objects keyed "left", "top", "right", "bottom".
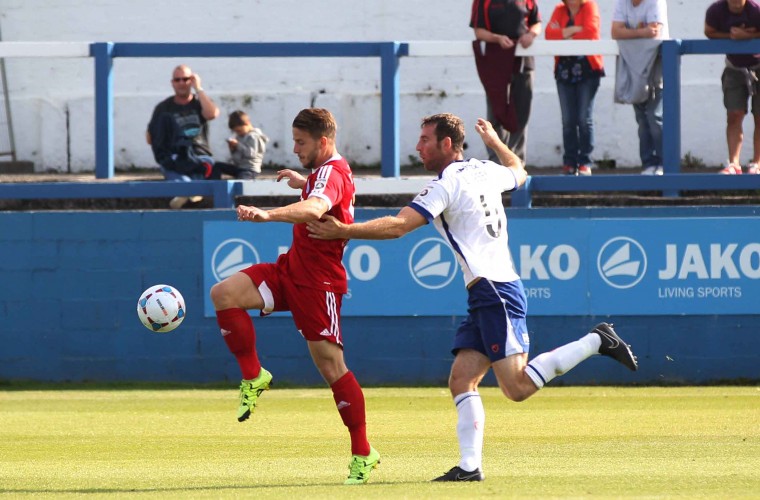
[
  {"left": 228, "top": 110, "right": 250, "bottom": 129},
  {"left": 292, "top": 108, "right": 337, "bottom": 140},
  {"left": 421, "top": 113, "right": 465, "bottom": 153}
]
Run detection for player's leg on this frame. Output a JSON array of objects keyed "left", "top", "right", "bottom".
[
  {"left": 508, "top": 323, "right": 638, "bottom": 395},
  {"left": 433, "top": 346, "right": 490, "bottom": 482},
  {"left": 210, "top": 266, "right": 276, "bottom": 422},
  {"left": 433, "top": 311, "right": 491, "bottom": 482},
  {"left": 495, "top": 338, "right": 605, "bottom": 401},
  {"left": 292, "top": 288, "right": 379, "bottom": 484}
]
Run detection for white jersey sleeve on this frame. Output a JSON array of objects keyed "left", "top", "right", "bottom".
[{"left": 408, "top": 159, "right": 521, "bottom": 286}]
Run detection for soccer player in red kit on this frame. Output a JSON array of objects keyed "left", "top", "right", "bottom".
[{"left": 209, "top": 108, "right": 379, "bottom": 485}]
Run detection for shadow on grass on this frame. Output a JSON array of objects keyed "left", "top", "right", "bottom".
[{"left": 3, "top": 479, "right": 426, "bottom": 494}]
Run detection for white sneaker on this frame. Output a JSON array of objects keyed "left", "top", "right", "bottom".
[
  {"left": 719, "top": 162, "right": 742, "bottom": 175},
  {"left": 169, "top": 196, "right": 189, "bottom": 209},
  {"left": 641, "top": 166, "right": 663, "bottom": 175},
  {"left": 747, "top": 162, "right": 760, "bottom": 174},
  {"left": 169, "top": 195, "right": 203, "bottom": 209}
]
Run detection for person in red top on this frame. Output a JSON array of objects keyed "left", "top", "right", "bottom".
[
  {"left": 209, "top": 108, "right": 380, "bottom": 485},
  {"left": 545, "top": 0, "right": 605, "bottom": 175}
]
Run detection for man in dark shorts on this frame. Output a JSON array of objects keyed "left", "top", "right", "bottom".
[
  {"left": 307, "top": 113, "right": 638, "bottom": 483},
  {"left": 705, "top": 0, "right": 760, "bottom": 174}
]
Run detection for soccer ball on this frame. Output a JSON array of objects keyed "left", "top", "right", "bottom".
[{"left": 136, "top": 284, "right": 186, "bottom": 333}]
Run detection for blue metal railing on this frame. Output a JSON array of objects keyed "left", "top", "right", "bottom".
[
  {"left": 90, "top": 41, "right": 408, "bottom": 179},
  {"left": 5, "top": 39, "right": 760, "bottom": 208}
]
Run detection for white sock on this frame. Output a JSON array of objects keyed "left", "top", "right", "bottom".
[
  {"left": 526, "top": 333, "right": 601, "bottom": 389},
  {"left": 454, "top": 391, "right": 485, "bottom": 472}
]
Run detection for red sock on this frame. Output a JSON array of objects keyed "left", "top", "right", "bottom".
[
  {"left": 331, "top": 371, "right": 370, "bottom": 456},
  {"left": 216, "top": 308, "right": 261, "bottom": 380}
]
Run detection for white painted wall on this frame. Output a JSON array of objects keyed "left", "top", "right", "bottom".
[{"left": 0, "top": 0, "right": 732, "bottom": 172}]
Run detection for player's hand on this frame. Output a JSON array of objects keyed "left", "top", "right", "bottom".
[
  {"left": 306, "top": 215, "right": 346, "bottom": 240},
  {"left": 227, "top": 138, "right": 238, "bottom": 151},
  {"left": 474, "top": 118, "right": 502, "bottom": 150},
  {"left": 276, "top": 169, "right": 307, "bottom": 189},
  {"left": 237, "top": 204, "right": 270, "bottom": 222}
]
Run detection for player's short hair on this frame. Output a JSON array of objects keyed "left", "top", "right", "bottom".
[
  {"left": 292, "top": 108, "right": 337, "bottom": 140},
  {"left": 421, "top": 113, "right": 465, "bottom": 153},
  {"left": 228, "top": 110, "right": 251, "bottom": 129}
]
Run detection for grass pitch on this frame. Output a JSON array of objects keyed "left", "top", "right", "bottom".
[{"left": 1, "top": 386, "right": 758, "bottom": 498}]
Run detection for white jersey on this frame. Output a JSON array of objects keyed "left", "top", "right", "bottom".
[
  {"left": 612, "top": 0, "right": 670, "bottom": 40},
  {"left": 409, "top": 158, "right": 520, "bottom": 286}
]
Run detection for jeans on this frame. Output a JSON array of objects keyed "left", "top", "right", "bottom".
[
  {"left": 160, "top": 167, "right": 202, "bottom": 182},
  {"left": 633, "top": 86, "right": 663, "bottom": 168},
  {"left": 556, "top": 75, "right": 601, "bottom": 168}
]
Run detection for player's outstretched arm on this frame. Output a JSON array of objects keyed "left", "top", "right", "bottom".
[
  {"left": 475, "top": 118, "right": 527, "bottom": 188},
  {"left": 237, "top": 204, "right": 271, "bottom": 223},
  {"left": 276, "top": 169, "right": 307, "bottom": 189},
  {"left": 238, "top": 197, "right": 328, "bottom": 224},
  {"left": 307, "top": 206, "right": 427, "bottom": 240}
]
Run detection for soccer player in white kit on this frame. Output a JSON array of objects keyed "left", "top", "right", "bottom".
[{"left": 307, "top": 113, "right": 638, "bottom": 482}]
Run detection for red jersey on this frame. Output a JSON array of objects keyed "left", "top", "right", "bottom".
[{"left": 277, "top": 154, "right": 355, "bottom": 294}]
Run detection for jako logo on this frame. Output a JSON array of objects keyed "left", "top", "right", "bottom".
[
  {"left": 211, "top": 238, "right": 260, "bottom": 282},
  {"left": 408, "top": 237, "right": 458, "bottom": 289},
  {"left": 597, "top": 237, "right": 647, "bottom": 289}
]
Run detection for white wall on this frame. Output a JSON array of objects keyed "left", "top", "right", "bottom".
[{"left": 0, "top": 0, "right": 730, "bottom": 172}]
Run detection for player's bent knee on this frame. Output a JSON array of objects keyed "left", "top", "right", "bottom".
[
  {"left": 209, "top": 281, "right": 234, "bottom": 309},
  {"left": 499, "top": 382, "right": 533, "bottom": 402}
]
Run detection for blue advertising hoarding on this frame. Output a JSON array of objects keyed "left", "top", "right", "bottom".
[{"left": 203, "top": 214, "right": 760, "bottom": 316}]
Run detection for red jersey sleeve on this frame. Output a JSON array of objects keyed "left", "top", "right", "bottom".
[{"left": 307, "top": 163, "right": 344, "bottom": 212}]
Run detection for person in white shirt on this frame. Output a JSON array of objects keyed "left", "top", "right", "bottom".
[
  {"left": 307, "top": 113, "right": 639, "bottom": 482},
  {"left": 611, "top": 0, "right": 670, "bottom": 175}
]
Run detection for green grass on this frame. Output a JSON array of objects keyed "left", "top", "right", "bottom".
[{"left": 1, "top": 386, "right": 758, "bottom": 498}]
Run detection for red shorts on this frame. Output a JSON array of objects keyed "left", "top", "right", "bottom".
[{"left": 241, "top": 263, "right": 343, "bottom": 346}]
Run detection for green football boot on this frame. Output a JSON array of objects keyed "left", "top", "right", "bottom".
[
  {"left": 344, "top": 446, "right": 380, "bottom": 485},
  {"left": 237, "top": 367, "right": 273, "bottom": 422}
]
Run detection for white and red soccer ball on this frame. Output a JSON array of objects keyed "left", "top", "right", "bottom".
[{"left": 136, "top": 284, "right": 186, "bottom": 333}]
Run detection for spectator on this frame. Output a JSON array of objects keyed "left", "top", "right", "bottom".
[
  {"left": 226, "top": 111, "right": 269, "bottom": 180},
  {"left": 470, "top": 0, "right": 542, "bottom": 165},
  {"left": 545, "top": 0, "right": 605, "bottom": 176},
  {"left": 705, "top": 0, "right": 760, "bottom": 175},
  {"left": 611, "top": 0, "right": 669, "bottom": 176},
  {"left": 147, "top": 64, "right": 220, "bottom": 209}
]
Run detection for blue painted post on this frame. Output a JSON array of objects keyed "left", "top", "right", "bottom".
[
  {"left": 661, "top": 40, "right": 681, "bottom": 178},
  {"left": 92, "top": 42, "right": 115, "bottom": 179},
  {"left": 510, "top": 176, "right": 532, "bottom": 208},
  {"left": 380, "top": 42, "right": 401, "bottom": 178},
  {"left": 212, "top": 180, "right": 244, "bottom": 208}
]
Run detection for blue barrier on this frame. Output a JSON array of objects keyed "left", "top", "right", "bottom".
[
  {"left": 5, "top": 39, "right": 760, "bottom": 205},
  {"left": 1, "top": 207, "right": 759, "bottom": 385},
  {"left": 0, "top": 180, "right": 243, "bottom": 208},
  {"left": 91, "top": 41, "right": 407, "bottom": 179}
]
